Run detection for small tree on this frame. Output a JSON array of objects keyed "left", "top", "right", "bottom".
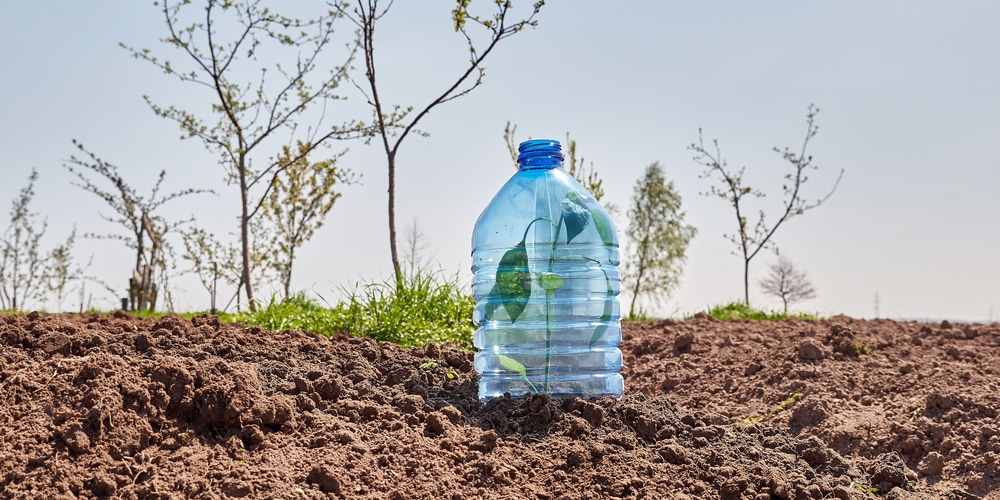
[
  {"left": 64, "top": 140, "right": 211, "bottom": 312},
  {"left": 180, "top": 220, "right": 272, "bottom": 313},
  {"left": 181, "top": 225, "right": 234, "bottom": 313},
  {"left": 758, "top": 256, "right": 816, "bottom": 313},
  {"left": 262, "top": 142, "right": 358, "bottom": 297},
  {"left": 0, "top": 169, "right": 49, "bottom": 311},
  {"left": 337, "top": 0, "right": 544, "bottom": 283},
  {"left": 45, "top": 226, "right": 91, "bottom": 312},
  {"left": 125, "top": 0, "right": 367, "bottom": 310},
  {"left": 690, "top": 104, "right": 843, "bottom": 306},
  {"left": 622, "top": 162, "right": 696, "bottom": 319}
]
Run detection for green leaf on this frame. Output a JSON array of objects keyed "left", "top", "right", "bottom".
[
  {"left": 590, "top": 284, "right": 615, "bottom": 346},
  {"left": 538, "top": 272, "right": 563, "bottom": 293},
  {"left": 496, "top": 354, "right": 538, "bottom": 393},
  {"left": 561, "top": 193, "right": 591, "bottom": 242},
  {"left": 497, "top": 354, "right": 528, "bottom": 376},
  {"left": 493, "top": 243, "right": 531, "bottom": 322},
  {"left": 591, "top": 208, "right": 615, "bottom": 247}
]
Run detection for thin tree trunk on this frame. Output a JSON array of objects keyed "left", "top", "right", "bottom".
[
  {"left": 240, "top": 169, "right": 256, "bottom": 311},
  {"left": 743, "top": 258, "right": 750, "bottom": 306},
  {"left": 284, "top": 246, "right": 295, "bottom": 298},
  {"left": 628, "top": 270, "right": 643, "bottom": 319},
  {"left": 629, "top": 233, "right": 651, "bottom": 319},
  {"left": 388, "top": 153, "right": 400, "bottom": 284}
]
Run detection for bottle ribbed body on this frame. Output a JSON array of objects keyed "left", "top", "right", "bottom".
[{"left": 472, "top": 140, "right": 623, "bottom": 401}]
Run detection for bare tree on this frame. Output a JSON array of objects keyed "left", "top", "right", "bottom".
[
  {"left": 758, "top": 256, "right": 816, "bottom": 313},
  {"left": 262, "top": 142, "right": 358, "bottom": 297},
  {"left": 124, "top": 0, "right": 368, "bottom": 310},
  {"left": 690, "top": 104, "right": 843, "bottom": 305},
  {"left": 0, "top": 169, "right": 49, "bottom": 311},
  {"left": 336, "top": 0, "right": 544, "bottom": 283},
  {"left": 400, "top": 215, "right": 432, "bottom": 277},
  {"left": 622, "top": 162, "right": 696, "bottom": 319},
  {"left": 45, "top": 226, "right": 92, "bottom": 312},
  {"left": 64, "top": 140, "right": 211, "bottom": 312}
]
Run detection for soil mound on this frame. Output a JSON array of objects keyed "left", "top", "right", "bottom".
[{"left": 1, "top": 311, "right": 997, "bottom": 499}]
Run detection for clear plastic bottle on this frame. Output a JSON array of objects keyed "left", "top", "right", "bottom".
[{"left": 472, "top": 139, "right": 623, "bottom": 401}]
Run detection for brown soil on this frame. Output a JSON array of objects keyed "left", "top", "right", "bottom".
[{"left": 0, "top": 311, "right": 997, "bottom": 499}]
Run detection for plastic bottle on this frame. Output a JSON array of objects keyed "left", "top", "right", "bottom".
[{"left": 472, "top": 139, "right": 623, "bottom": 401}]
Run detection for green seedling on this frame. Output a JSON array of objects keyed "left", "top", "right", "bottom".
[
  {"left": 419, "top": 359, "right": 457, "bottom": 380},
  {"left": 497, "top": 354, "right": 538, "bottom": 393},
  {"left": 742, "top": 392, "right": 803, "bottom": 424},
  {"left": 485, "top": 190, "right": 616, "bottom": 394},
  {"left": 850, "top": 481, "right": 878, "bottom": 494},
  {"left": 854, "top": 341, "right": 870, "bottom": 356}
]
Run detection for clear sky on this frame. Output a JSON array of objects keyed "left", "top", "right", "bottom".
[{"left": 1, "top": 1, "right": 998, "bottom": 321}]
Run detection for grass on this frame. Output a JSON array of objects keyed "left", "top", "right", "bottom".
[
  {"left": 696, "top": 301, "right": 823, "bottom": 322},
  {"left": 239, "top": 270, "right": 475, "bottom": 350},
  {"left": 3, "top": 270, "right": 476, "bottom": 350},
  {"left": 238, "top": 292, "right": 343, "bottom": 337},
  {"left": 626, "top": 309, "right": 657, "bottom": 322}
]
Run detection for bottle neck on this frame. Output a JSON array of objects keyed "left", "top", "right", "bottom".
[{"left": 517, "top": 139, "right": 563, "bottom": 170}]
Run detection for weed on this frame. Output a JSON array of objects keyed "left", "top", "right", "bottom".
[
  {"left": 742, "top": 392, "right": 804, "bottom": 424},
  {"left": 854, "top": 341, "right": 870, "bottom": 355},
  {"left": 417, "top": 358, "right": 457, "bottom": 380},
  {"left": 419, "top": 359, "right": 440, "bottom": 371},
  {"left": 850, "top": 481, "right": 878, "bottom": 494}
]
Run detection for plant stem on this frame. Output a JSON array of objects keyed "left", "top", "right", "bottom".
[
  {"left": 543, "top": 217, "right": 563, "bottom": 393},
  {"left": 543, "top": 288, "right": 553, "bottom": 393}
]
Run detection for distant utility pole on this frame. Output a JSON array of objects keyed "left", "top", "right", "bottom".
[{"left": 874, "top": 292, "right": 880, "bottom": 319}]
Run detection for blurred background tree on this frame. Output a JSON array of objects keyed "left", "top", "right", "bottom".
[{"left": 621, "top": 162, "right": 696, "bottom": 319}]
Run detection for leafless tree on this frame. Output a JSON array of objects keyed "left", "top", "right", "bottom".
[
  {"left": 64, "top": 140, "right": 211, "bottom": 312},
  {"left": 691, "top": 104, "right": 843, "bottom": 305},
  {"left": 45, "top": 226, "right": 93, "bottom": 312},
  {"left": 400, "top": 216, "right": 432, "bottom": 277},
  {"left": 758, "top": 256, "right": 816, "bottom": 313}
]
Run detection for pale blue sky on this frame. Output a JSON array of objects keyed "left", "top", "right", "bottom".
[{"left": 1, "top": 1, "right": 998, "bottom": 321}]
